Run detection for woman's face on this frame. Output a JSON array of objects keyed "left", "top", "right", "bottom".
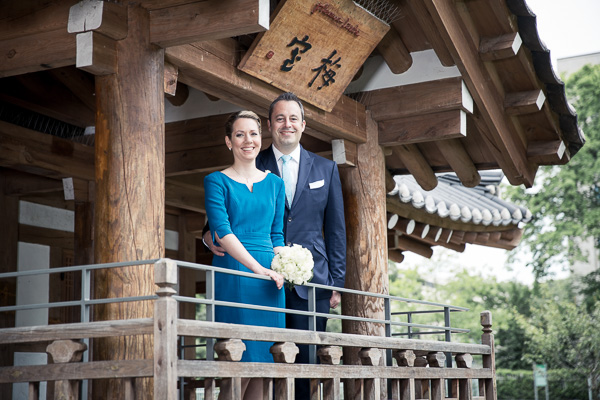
[{"left": 225, "top": 117, "right": 261, "bottom": 162}]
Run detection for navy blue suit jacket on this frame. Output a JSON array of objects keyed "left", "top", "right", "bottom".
[{"left": 256, "top": 145, "right": 346, "bottom": 300}]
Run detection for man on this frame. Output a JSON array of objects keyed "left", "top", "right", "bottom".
[{"left": 204, "top": 92, "right": 346, "bottom": 398}]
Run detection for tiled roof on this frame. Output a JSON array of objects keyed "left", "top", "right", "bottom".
[
  {"left": 507, "top": 0, "right": 585, "bottom": 156},
  {"left": 390, "top": 170, "right": 532, "bottom": 228}
]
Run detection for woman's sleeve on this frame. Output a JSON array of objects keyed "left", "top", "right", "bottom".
[
  {"left": 271, "top": 177, "right": 285, "bottom": 248},
  {"left": 204, "top": 174, "right": 233, "bottom": 241}
]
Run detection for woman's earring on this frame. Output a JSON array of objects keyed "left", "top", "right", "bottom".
[{"left": 228, "top": 147, "right": 232, "bottom": 151}]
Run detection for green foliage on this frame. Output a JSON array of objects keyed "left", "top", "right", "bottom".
[
  {"left": 507, "top": 63, "right": 600, "bottom": 279},
  {"left": 388, "top": 261, "right": 599, "bottom": 398},
  {"left": 497, "top": 368, "right": 589, "bottom": 400}
]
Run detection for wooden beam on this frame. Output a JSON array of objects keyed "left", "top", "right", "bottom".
[
  {"left": 164, "top": 62, "right": 179, "bottom": 96},
  {"left": 0, "top": 72, "right": 94, "bottom": 128},
  {"left": 367, "top": 77, "right": 473, "bottom": 121},
  {"left": 165, "top": 181, "right": 205, "bottom": 213},
  {"left": 527, "top": 140, "right": 566, "bottom": 164},
  {"left": 19, "top": 224, "right": 74, "bottom": 249},
  {"left": 504, "top": 90, "right": 546, "bottom": 116},
  {"left": 165, "top": 40, "right": 367, "bottom": 144},
  {"left": 435, "top": 139, "right": 480, "bottom": 187},
  {"left": 0, "top": 121, "right": 95, "bottom": 181},
  {"left": 390, "top": 234, "right": 433, "bottom": 259},
  {"left": 392, "top": 145, "right": 438, "bottom": 191},
  {"left": 1, "top": 170, "right": 63, "bottom": 196},
  {"left": 48, "top": 67, "right": 97, "bottom": 113},
  {"left": 479, "top": 32, "right": 522, "bottom": 61},
  {"left": 379, "top": 110, "right": 467, "bottom": 146},
  {"left": 68, "top": 0, "right": 128, "bottom": 40},
  {"left": 388, "top": 216, "right": 415, "bottom": 234},
  {"left": 405, "top": 0, "right": 455, "bottom": 67},
  {"left": 166, "top": 145, "right": 232, "bottom": 176},
  {"left": 75, "top": 31, "right": 118, "bottom": 76},
  {"left": 423, "top": 0, "right": 536, "bottom": 187},
  {"left": 388, "top": 249, "right": 405, "bottom": 264},
  {"left": 0, "top": 29, "right": 76, "bottom": 78},
  {"left": 332, "top": 139, "right": 357, "bottom": 167},
  {"left": 149, "top": 0, "right": 268, "bottom": 48},
  {"left": 376, "top": 27, "right": 412, "bottom": 74}
]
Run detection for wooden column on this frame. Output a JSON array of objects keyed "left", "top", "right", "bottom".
[
  {"left": 0, "top": 173, "right": 18, "bottom": 399},
  {"left": 92, "top": 5, "right": 165, "bottom": 399},
  {"left": 339, "top": 112, "right": 389, "bottom": 399}
]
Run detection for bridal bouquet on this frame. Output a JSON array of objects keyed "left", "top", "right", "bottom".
[{"left": 271, "top": 244, "right": 314, "bottom": 288}]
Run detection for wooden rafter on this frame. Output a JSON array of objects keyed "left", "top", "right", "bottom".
[{"left": 423, "top": 0, "right": 537, "bottom": 187}]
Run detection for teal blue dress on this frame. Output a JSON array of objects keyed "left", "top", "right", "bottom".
[{"left": 204, "top": 171, "right": 286, "bottom": 362}]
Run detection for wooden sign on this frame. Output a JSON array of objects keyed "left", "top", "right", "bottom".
[{"left": 238, "top": 0, "right": 389, "bottom": 112}]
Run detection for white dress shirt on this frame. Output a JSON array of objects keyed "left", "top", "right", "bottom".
[{"left": 272, "top": 144, "right": 300, "bottom": 200}]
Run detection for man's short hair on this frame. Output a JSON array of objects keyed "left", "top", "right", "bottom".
[{"left": 268, "top": 92, "right": 305, "bottom": 122}]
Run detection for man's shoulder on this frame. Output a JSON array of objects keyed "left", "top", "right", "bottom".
[{"left": 303, "top": 148, "right": 337, "bottom": 170}]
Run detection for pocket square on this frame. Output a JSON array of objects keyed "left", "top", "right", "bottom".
[{"left": 309, "top": 179, "right": 325, "bottom": 189}]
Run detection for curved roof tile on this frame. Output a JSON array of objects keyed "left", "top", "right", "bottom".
[{"left": 391, "top": 171, "right": 531, "bottom": 228}]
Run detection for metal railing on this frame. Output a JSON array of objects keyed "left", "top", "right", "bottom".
[{"left": 0, "top": 258, "right": 488, "bottom": 400}]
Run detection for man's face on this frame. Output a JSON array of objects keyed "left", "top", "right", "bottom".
[{"left": 268, "top": 100, "right": 306, "bottom": 154}]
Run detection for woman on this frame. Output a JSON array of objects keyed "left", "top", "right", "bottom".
[{"left": 204, "top": 110, "right": 286, "bottom": 398}]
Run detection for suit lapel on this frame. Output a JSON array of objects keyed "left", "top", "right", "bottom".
[
  {"left": 292, "top": 145, "right": 313, "bottom": 208},
  {"left": 257, "top": 147, "right": 280, "bottom": 177}
]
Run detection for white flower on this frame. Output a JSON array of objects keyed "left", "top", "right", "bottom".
[{"left": 271, "top": 244, "right": 314, "bottom": 288}]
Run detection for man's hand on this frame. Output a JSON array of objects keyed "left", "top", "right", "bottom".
[
  {"left": 330, "top": 290, "right": 341, "bottom": 309},
  {"left": 202, "top": 230, "right": 226, "bottom": 256}
]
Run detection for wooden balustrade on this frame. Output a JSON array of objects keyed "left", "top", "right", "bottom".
[{"left": 0, "top": 260, "right": 497, "bottom": 400}]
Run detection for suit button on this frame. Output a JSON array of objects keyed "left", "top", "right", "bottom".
[{"left": 288, "top": 218, "right": 292, "bottom": 222}]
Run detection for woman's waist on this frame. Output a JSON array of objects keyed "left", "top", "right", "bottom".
[{"left": 234, "top": 232, "right": 275, "bottom": 251}]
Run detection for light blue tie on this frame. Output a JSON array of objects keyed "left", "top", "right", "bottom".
[{"left": 280, "top": 155, "right": 294, "bottom": 205}]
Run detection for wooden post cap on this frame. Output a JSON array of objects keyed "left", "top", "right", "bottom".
[
  {"left": 46, "top": 340, "right": 87, "bottom": 363},
  {"left": 317, "top": 346, "right": 343, "bottom": 365},
  {"left": 480, "top": 310, "right": 492, "bottom": 327},
  {"left": 359, "top": 348, "right": 382, "bottom": 366},
  {"left": 393, "top": 349, "right": 416, "bottom": 367},
  {"left": 270, "top": 342, "right": 299, "bottom": 364},
  {"left": 154, "top": 258, "right": 178, "bottom": 288},
  {"left": 456, "top": 353, "right": 473, "bottom": 368},
  {"left": 427, "top": 352, "right": 447, "bottom": 368},
  {"left": 214, "top": 339, "right": 246, "bottom": 362}
]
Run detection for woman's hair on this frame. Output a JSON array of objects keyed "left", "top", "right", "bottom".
[{"left": 225, "top": 110, "right": 261, "bottom": 138}]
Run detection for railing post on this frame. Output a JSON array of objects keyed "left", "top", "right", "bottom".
[
  {"left": 480, "top": 311, "right": 497, "bottom": 400},
  {"left": 46, "top": 340, "right": 87, "bottom": 400},
  {"left": 271, "top": 342, "right": 299, "bottom": 399},
  {"left": 308, "top": 285, "right": 317, "bottom": 364},
  {"left": 318, "top": 346, "right": 342, "bottom": 399},
  {"left": 444, "top": 307, "right": 452, "bottom": 367},
  {"left": 359, "top": 348, "right": 382, "bottom": 400},
  {"left": 214, "top": 339, "right": 245, "bottom": 399},
  {"left": 456, "top": 353, "right": 474, "bottom": 400},
  {"left": 206, "top": 269, "right": 215, "bottom": 361},
  {"left": 154, "top": 258, "right": 179, "bottom": 400}
]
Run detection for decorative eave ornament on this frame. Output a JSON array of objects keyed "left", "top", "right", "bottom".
[{"left": 239, "top": 0, "right": 389, "bottom": 112}]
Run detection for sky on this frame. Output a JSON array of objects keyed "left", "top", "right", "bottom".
[{"left": 399, "top": 0, "right": 600, "bottom": 286}]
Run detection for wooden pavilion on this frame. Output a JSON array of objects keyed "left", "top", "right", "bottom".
[{"left": 0, "top": 0, "right": 584, "bottom": 398}]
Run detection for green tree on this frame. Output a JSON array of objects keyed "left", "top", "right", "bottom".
[
  {"left": 522, "top": 293, "right": 600, "bottom": 398},
  {"left": 507, "top": 63, "right": 600, "bottom": 279}
]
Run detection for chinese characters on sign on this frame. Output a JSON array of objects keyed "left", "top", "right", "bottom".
[
  {"left": 281, "top": 36, "right": 343, "bottom": 91},
  {"left": 237, "top": 0, "right": 389, "bottom": 111}
]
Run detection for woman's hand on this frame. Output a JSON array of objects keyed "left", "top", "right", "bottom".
[{"left": 264, "top": 268, "right": 284, "bottom": 290}]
